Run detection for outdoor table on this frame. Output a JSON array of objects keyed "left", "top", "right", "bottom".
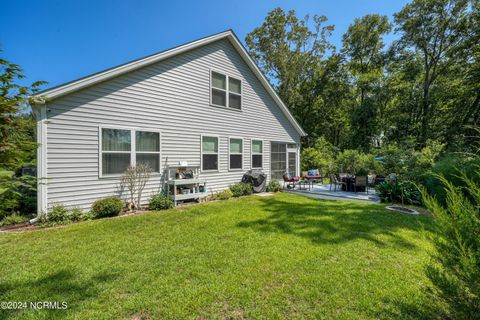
[
  {"left": 298, "top": 179, "right": 312, "bottom": 191},
  {"left": 341, "top": 176, "right": 355, "bottom": 192}
]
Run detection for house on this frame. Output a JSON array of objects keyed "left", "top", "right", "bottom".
[{"left": 30, "top": 30, "right": 306, "bottom": 213}]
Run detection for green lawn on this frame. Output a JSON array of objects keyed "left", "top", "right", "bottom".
[{"left": 0, "top": 193, "right": 440, "bottom": 319}]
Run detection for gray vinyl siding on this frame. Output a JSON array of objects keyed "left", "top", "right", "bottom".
[{"left": 45, "top": 39, "right": 300, "bottom": 211}]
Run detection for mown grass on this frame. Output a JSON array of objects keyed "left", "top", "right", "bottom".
[{"left": 0, "top": 193, "right": 441, "bottom": 319}]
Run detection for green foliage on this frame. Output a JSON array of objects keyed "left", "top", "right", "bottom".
[
  {"left": 266, "top": 180, "right": 281, "bottom": 192},
  {"left": 41, "top": 204, "right": 71, "bottom": 226},
  {"left": 245, "top": 8, "right": 353, "bottom": 147},
  {"left": 91, "top": 197, "right": 124, "bottom": 218},
  {"left": 0, "top": 213, "right": 28, "bottom": 227},
  {"left": 425, "top": 155, "right": 480, "bottom": 205},
  {"left": 0, "top": 171, "right": 36, "bottom": 219},
  {"left": 0, "top": 52, "right": 45, "bottom": 219},
  {"left": 376, "top": 181, "right": 422, "bottom": 205},
  {"left": 422, "top": 171, "right": 480, "bottom": 319},
  {"left": 38, "top": 204, "right": 89, "bottom": 226},
  {"left": 335, "top": 149, "right": 379, "bottom": 174},
  {"left": 342, "top": 14, "right": 392, "bottom": 151},
  {"left": 247, "top": 4, "right": 478, "bottom": 155},
  {"left": 211, "top": 189, "right": 233, "bottom": 201},
  {"left": 376, "top": 140, "right": 444, "bottom": 182},
  {"left": 69, "top": 207, "right": 85, "bottom": 222},
  {"left": 394, "top": 0, "right": 471, "bottom": 146},
  {"left": 301, "top": 137, "right": 337, "bottom": 174},
  {"left": 229, "top": 182, "right": 253, "bottom": 197},
  {"left": 148, "top": 193, "right": 174, "bottom": 210}
]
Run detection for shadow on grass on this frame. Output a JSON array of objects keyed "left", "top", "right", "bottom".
[
  {"left": 0, "top": 269, "right": 118, "bottom": 319},
  {"left": 237, "top": 196, "right": 433, "bottom": 247},
  {"left": 375, "top": 295, "right": 445, "bottom": 320}
]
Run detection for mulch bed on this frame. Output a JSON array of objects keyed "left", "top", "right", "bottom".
[{"left": 0, "top": 222, "right": 39, "bottom": 232}]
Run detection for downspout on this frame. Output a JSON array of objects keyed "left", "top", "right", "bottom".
[{"left": 30, "top": 99, "right": 48, "bottom": 223}]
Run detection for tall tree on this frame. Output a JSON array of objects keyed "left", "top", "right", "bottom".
[
  {"left": 0, "top": 53, "right": 44, "bottom": 169},
  {"left": 341, "top": 14, "right": 392, "bottom": 151},
  {"left": 394, "top": 0, "right": 471, "bottom": 147},
  {"left": 245, "top": 8, "right": 348, "bottom": 146},
  {"left": 0, "top": 52, "right": 45, "bottom": 217}
]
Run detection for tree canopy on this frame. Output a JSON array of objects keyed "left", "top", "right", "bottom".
[{"left": 246, "top": 1, "right": 479, "bottom": 153}]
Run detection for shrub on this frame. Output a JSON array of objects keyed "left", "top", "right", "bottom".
[
  {"left": 376, "top": 140, "right": 444, "bottom": 182},
  {"left": 421, "top": 171, "right": 480, "bottom": 319},
  {"left": 376, "top": 180, "right": 421, "bottom": 205},
  {"left": 120, "top": 164, "right": 152, "bottom": 211},
  {"left": 229, "top": 182, "right": 253, "bottom": 197},
  {"left": 0, "top": 213, "right": 29, "bottom": 227},
  {"left": 69, "top": 207, "right": 85, "bottom": 222},
  {"left": 91, "top": 197, "right": 124, "bottom": 218},
  {"left": 0, "top": 171, "right": 36, "bottom": 220},
  {"left": 212, "top": 189, "right": 233, "bottom": 200},
  {"left": 335, "top": 150, "right": 377, "bottom": 175},
  {"left": 424, "top": 155, "right": 480, "bottom": 205},
  {"left": 148, "top": 193, "right": 174, "bottom": 210},
  {"left": 38, "top": 204, "right": 90, "bottom": 226},
  {"left": 45, "top": 204, "right": 72, "bottom": 225},
  {"left": 301, "top": 137, "right": 337, "bottom": 174},
  {"left": 266, "top": 180, "right": 281, "bottom": 192}
]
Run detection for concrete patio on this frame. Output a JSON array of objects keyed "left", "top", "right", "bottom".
[{"left": 284, "top": 183, "right": 380, "bottom": 203}]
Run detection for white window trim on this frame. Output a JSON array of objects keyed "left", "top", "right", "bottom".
[
  {"left": 200, "top": 134, "right": 220, "bottom": 172},
  {"left": 209, "top": 69, "right": 242, "bottom": 111},
  {"left": 228, "top": 137, "right": 244, "bottom": 171},
  {"left": 251, "top": 138, "right": 264, "bottom": 169},
  {"left": 99, "top": 125, "right": 161, "bottom": 178}
]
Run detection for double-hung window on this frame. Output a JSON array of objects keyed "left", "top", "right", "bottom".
[
  {"left": 229, "top": 138, "right": 243, "bottom": 170},
  {"left": 135, "top": 131, "right": 160, "bottom": 172},
  {"left": 202, "top": 136, "right": 218, "bottom": 171},
  {"left": 211, "top": 71, "right": 242, "bottom": 110},
  {"left": 251, "top": 140, "right": 263, "bottom": 168},
  {"left": 100, "top": 127, "right": 160, "bottom": 176}
]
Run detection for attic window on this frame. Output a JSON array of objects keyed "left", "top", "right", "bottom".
[{"left": 211, "top": 71, "right": 242, "bottom": 110}]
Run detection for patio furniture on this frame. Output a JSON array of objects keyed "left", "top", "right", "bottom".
[
  {"left": 297, "top": 179, "right": 312, "bottom": 191},
  {"left": 340, "top": 175, "right": 355, "bottom": 192},
  {"left": 303, "top": 169, "right": 323, "bottom": 184},
  {"left": 330, "top": 174, "right": 347, "bottom": 192},
  {"left": 375, "top": 175, "right": 386, "bottom": 185},
  {"left": 368, "top": 174, "right": 376, "bottom": 188},
  {"left": 283, "top": 172, "right": 300, "bottom": 189},
  {"left": 353, "top": 176, "right": 368, "bottom": 193}
]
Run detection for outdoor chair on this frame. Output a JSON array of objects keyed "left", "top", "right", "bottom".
[
  {"left": 283, "top": 172, "right": 300, "bottom": 189},
  {"left": 367, "top": 174, "right": 376, "bottom": 188},
  {"left": 303, "top": 169, "right": 323, "bottom": 184},
  {"left": 330, "top": 174, "right": 347, "bottom": 192},
  {"left": 353, "top": 176, "right": 368, "bottom": 193}
]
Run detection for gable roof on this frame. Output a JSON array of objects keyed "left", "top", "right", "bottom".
[{"left": 32, "top": 30, "right": 306, "bottom": 136}]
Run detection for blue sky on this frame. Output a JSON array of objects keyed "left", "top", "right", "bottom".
[{"left": 1, "top": 0, "right": 410, "bottom": 89}]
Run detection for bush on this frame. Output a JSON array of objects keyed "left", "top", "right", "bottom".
[
  {"left": 301, "top": 137, "right": 337, "bottom": 174},
  {"left": 376, "top": 180, "right": 422, "bottom": 205},
  {"left": 148, "top": 193, "right": 174, "bottom": 210},
  {"left": 212, "top": 189, "right": 233, "bottom": 201},
  {"left": 0, "top": 213, "right": 29, "bottom": 227},
  {"left": 69, "top": 207, "right": 85, "bottom": 222},
  {"left": 0, "top": 171, "right": 36, "bottom": 220},
  {"left": 266, "top": 180, "right": 281, "bottom": 192},
  {"left": 91, "top": 196, "right": 124, "bottom": 218},
  {"left": 422, "top": 170, "right": 480, "bottom": 319},
  {"left": 38, "top": 204, "right": 90, "bottom": 226},
  {"left": 335, "top": 150, "right": 378, "bottom": 175},
  {"left": 45, "top": 204, "right": 72, "bottom": 225},
  {"left": 376, "top": 140, "right": 444, "bottom": 182},
  {"left": 424, "top": 155, "right": 480, "bottom": 205},
  {"left": 229, "top": 182, "right": 253, "bottom": 197}
]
